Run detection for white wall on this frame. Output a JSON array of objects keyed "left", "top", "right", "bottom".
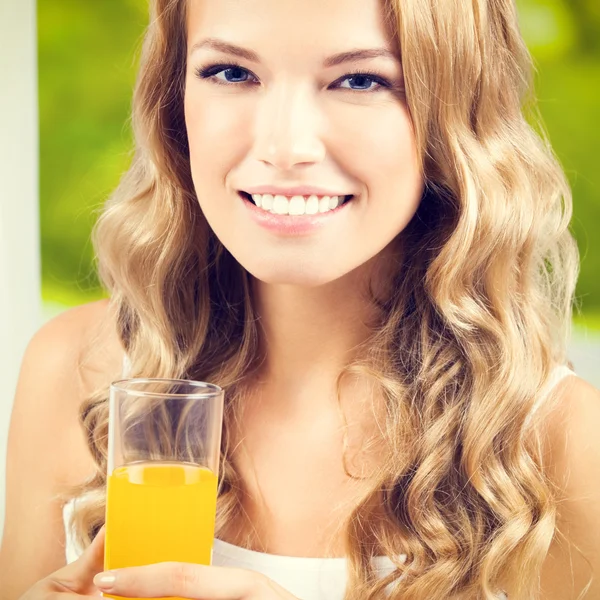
[{"left": 0, "top": 0, "right": 41, "bottom": 541}]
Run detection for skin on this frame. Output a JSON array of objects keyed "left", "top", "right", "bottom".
[
  {"left": 2, "top": 0, "right": 600, "bottom": 598},
  {"left": 182, "top": 0, "right": 422, "bottom": 561},
  {"left": 183, "top": 0, "right": 423, "bottom": 392}
]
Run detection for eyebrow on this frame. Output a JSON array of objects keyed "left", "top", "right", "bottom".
[{"left": 189, "top": 37, "right": 400, "bottom": 67}]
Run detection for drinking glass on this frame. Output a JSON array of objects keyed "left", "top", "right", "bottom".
[{"left": 104, "top": 378, "right": 224, "bottom": 599}]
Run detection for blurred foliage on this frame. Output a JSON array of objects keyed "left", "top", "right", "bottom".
[
  {"left": 38, "top": 0, "right": 147, "bottom": 305},
  {"left": 38, "top": 0, "right": 600, "bottom": 323}
]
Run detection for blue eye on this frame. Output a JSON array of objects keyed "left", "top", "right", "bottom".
[
  {"left": 337, "top": 72, "right": 387, "bottom": 91},
  {"left": 199, "top": 64, "right": 257, "bottom": 84},
  {"left": 194, "top": 63, "right": 394, "bottom": 93}
]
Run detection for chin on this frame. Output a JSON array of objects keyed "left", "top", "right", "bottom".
[{"left": 241, "top": 260, "right": 351, "bottom": 288}]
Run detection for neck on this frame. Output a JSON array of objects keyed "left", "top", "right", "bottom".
[{"left": 249, "top": 246, "right": 398, "bottom": 409}]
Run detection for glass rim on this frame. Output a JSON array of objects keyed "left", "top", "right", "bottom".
[{"left": 110, "top": 377, "right": 223, "bottom": 399}]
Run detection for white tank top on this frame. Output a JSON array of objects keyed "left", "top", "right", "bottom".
[{"left": 62, "top": 363, "right": 574, "bottom": 599}]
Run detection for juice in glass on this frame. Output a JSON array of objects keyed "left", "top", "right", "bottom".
[{"left": 104, "top": 460, "right": 218, "bottom": 600}]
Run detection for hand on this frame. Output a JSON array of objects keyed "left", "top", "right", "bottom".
[
  {"left": 93, "top": 562, "right": 299, "bottom": 599},
  {"left": 19, "top": 526, "right": 106, "bottom": 600}
]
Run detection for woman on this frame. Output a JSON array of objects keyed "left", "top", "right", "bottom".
[{"left": 2, "top": 0, "right": 599, "bottom": 598}]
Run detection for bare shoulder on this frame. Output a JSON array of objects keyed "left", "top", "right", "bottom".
[
  {"left": 26, "top": 298, "right": 122, "bottom": 383},
  {"left": 19, "top": 297, "right": 125, "bottom": 471},
  {"left": 545, "top": 374, "right": 600, "bottom": 482},
  {"left": 0, "top": 299, "right": 123, "bottom": 599},
  {"left": 539, "top": 374, "right": 600, "bottom": 599}
]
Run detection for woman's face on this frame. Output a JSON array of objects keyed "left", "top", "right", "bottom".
[{"left": 184, "top": 0, "right": 424, "bottom": 287}]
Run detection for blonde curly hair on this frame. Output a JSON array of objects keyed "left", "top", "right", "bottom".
[{"left": 63, "top": 0, "right": 580, "bottom": 598}]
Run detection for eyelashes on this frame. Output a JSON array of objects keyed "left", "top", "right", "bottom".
[{"left": 193, "top": 62, "right": 401, "bottom": 94}]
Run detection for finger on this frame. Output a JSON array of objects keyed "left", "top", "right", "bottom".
[
  {"left": 47, "top": 526, "right": 106, "bottom": 594},
  {"left": 40, "top": 593, "right": 103, "bottom": 600},
  {"left": 93, "top": 562, "right": 266, "bottom": 599}
]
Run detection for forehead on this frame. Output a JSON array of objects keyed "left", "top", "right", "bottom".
[{"left": 186, "top": 0, "right": 398, "bottom": 58}]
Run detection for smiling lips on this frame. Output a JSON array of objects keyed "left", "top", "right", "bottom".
[
  {"left": 240, "top": 191, "right": 354, "bottom": 215},
  {"left": 239, "top": 190, "right": 354, "bottom": 236}
]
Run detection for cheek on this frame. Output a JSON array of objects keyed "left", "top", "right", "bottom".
[
  {"left": 335, "top": 101, "right": 419, "bottom": 183},
  {"left": 341, "top": 105, "right": 423, "bottom": 240},
  {"left": 376, "top": 110, "right": 422, "bottom": 205},
  {"left": 378, "top": 111, "right": 418, "bottom": 174},
  {"left": 184, "top": 88, "right": 249, "bottom": 173}
]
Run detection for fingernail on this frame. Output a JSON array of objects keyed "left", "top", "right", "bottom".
[{"left": 94, "top": 571, "right": 117, "bottom": 589}]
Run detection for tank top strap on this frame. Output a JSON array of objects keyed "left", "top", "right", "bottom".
[
  {"left": 541, "top": 363, "right": 576, "bottom": 399},
  {"left": 526, "top": 363, "right": 576, "bottom": 427},
  {"left": 122, "top": 353, "right": 132, "bottom": 378}
]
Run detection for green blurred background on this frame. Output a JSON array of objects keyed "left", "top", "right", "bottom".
[{"left": 38, "top": 0, "right": 600, "bottom": 330}]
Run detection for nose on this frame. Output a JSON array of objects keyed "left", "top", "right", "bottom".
[{"left": 251, "top": 81, "right": 326, "bottom": 170}]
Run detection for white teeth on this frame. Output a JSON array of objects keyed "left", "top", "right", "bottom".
[
  {"left": 289, "top": 195, "right": 306, "bottom": 215},
  {"left": 262, "top": 194, "right": 274, "bottom": 210},
  {"left": 246, "top": 192, "right": 352, "bottom": 215},
  {"left": 305, "top": 195, "right": 319, "bottom": 215},
  {"left": 273, "top": 195, "right": 289, "bottom": 214}
]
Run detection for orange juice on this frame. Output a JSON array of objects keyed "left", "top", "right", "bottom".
[{"left": 104, "top": 461, "right": 218, "bottom": 600}]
